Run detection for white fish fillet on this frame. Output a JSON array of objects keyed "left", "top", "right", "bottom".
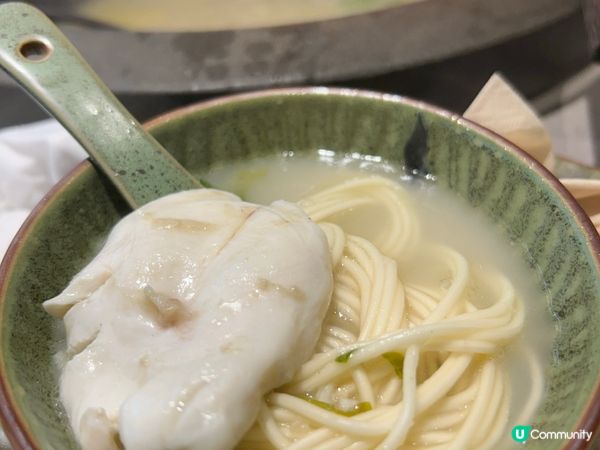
[{"left": 43, "top": 189, "right": 333, "bottom": 450}]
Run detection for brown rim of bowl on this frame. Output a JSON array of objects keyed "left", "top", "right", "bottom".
[{"left": 0, "top": 87, "right": 598, "bottom": 450}]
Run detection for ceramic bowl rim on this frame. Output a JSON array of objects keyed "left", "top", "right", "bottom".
[{"left": 0, "top": 86, "right": 598, "bottom": 449}]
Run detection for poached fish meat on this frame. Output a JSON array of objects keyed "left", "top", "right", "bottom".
[{"left": 44, "top": 189, "right": 333, "bottom": 450}]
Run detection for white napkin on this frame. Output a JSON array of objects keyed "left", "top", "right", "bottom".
[
  {"left": 464, "top": 73, "right": 555, "bottom": 170},
  {"left": 0, "top": 120, "right": 86, "bottom": 258}
]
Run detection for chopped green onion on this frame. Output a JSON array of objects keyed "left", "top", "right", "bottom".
[
  {"left": 383, "top": 352, "right": 404, "bottom": 379},
  {"left": 335, "top": 350, "right": 354, "bottom": 363},
  {"left": 304, "top": 396, "right": 372, "bottom": 417}
]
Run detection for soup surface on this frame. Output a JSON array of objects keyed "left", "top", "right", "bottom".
[
  {"left": 78, "top": 0, "right": 419, "bottom": 31},
  {"left": 202, "top": 150, "right": 556, "bottom": 449}
]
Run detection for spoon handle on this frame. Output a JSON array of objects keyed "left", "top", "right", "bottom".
[{"left": 0, "top": 2, "right": 203, "bottom": 208}]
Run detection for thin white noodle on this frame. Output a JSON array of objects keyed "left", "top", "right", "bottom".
[
  {"left": 376, "top": 346, "right": 419, "bottom": 449},
  {"left": 236, "top": 176, "right": 543, "bottom": 450}
]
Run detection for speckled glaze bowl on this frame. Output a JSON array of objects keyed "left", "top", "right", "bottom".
[{"left": 0, "top": 88, "right": 599, "bottom": 450}]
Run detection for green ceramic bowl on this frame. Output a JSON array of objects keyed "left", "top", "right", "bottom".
[{"left": 0, "top": 88, "right": 599, "bottom": 450}]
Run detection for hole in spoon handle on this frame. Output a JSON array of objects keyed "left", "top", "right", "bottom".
[{"left": 18, "top": 36, "right": 53, "bottom": 62}]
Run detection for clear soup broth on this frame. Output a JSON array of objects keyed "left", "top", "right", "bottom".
[{"left": 203, "top": 150, "right": 555, "bottom": 449}]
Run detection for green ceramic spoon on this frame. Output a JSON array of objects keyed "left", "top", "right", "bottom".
[{"left": 0, "top": 2, "right": 203, "bottom": 209}]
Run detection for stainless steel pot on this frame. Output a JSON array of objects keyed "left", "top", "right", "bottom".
[{"left": 0, "top": 0, "right": 580, "bottom": 93}]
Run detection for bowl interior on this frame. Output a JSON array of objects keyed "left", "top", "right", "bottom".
[{"left": 1, "top": 89, "right": 599, "bottom": 449}]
